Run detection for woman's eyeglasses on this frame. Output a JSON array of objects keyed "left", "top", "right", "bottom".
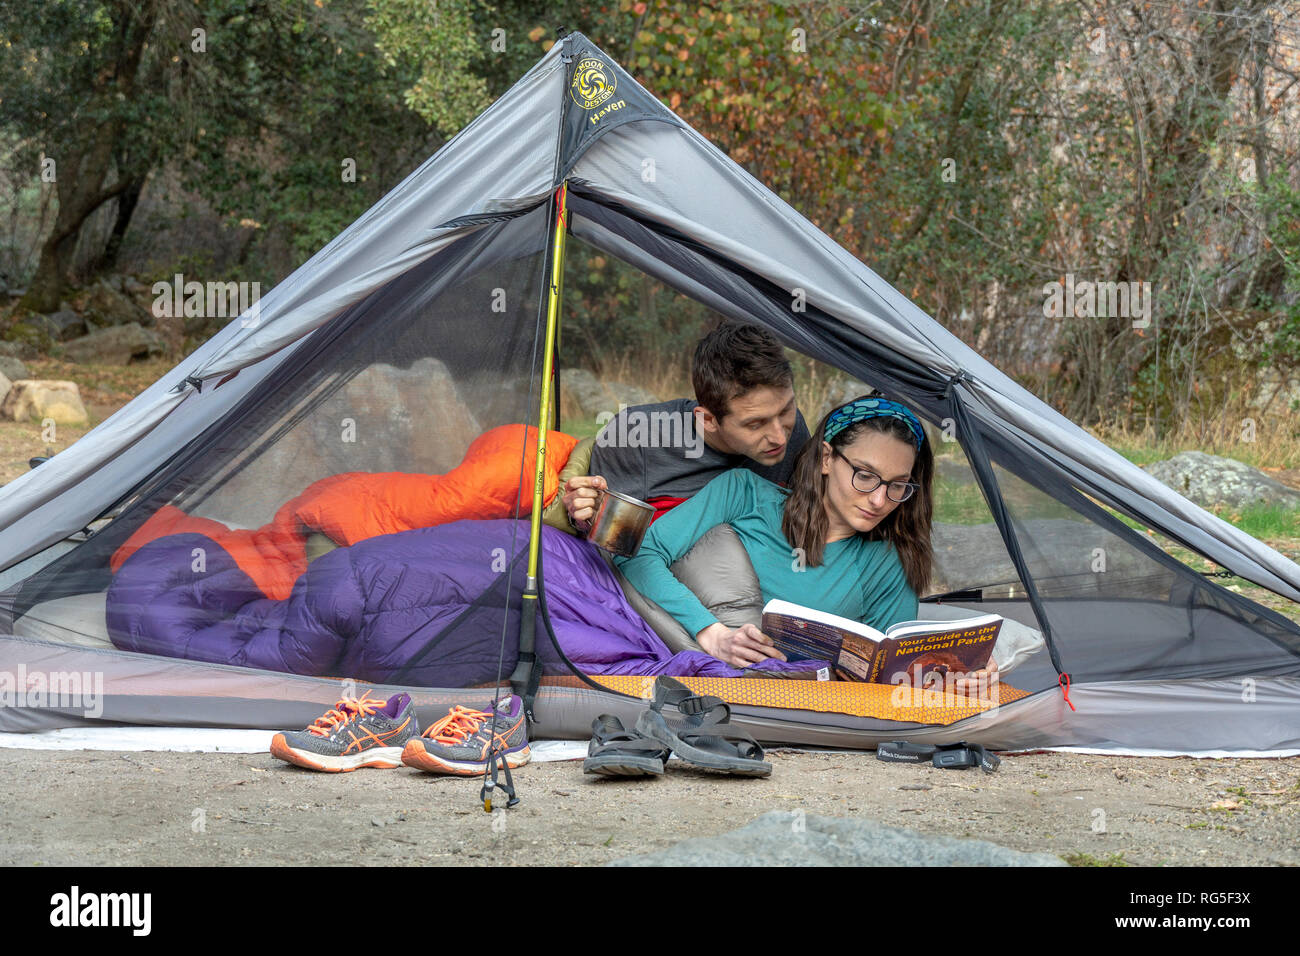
[{"left": 833, "top": 448, "right": 919, "bottom": 502}]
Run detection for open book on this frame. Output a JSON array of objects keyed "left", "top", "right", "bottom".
[{"left": 760, "top": 599, "right": 1003, "bottom": 684}]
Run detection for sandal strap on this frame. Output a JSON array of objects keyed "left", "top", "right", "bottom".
[
  {"left": 676, "top": 710, "right": 761, "bottom": 748},
  {"left": 590, "top": 714, "right": 670, "bottom": 755},
  {"left": 593, "top": 736, "right": 671, "bottom": 755},
  {"left": 676, "top": 723, "right": 765, "bottom": 761},
  {"left": 651, "top": 676, "right": 729, "bottom": 721}
]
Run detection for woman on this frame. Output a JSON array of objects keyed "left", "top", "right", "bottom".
[{"left": 617, "top": 394, "right": 938, "bottom": 672}]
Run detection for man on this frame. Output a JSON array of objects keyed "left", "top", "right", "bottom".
[{"left": 562, "top": 320, "right": 810, "bottom": 528}]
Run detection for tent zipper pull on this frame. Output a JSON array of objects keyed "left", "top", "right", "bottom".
[{"left": 1058, "top": 673, "right": 1076, "bottom": 712}]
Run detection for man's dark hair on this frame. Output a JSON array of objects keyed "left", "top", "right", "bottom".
[{"left": 691, "top": 321, "right": 794, "bottom": 420}]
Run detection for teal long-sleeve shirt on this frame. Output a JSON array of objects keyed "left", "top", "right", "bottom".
[{"left": 615, "top": 469, "right": 918, "bottom": 639}]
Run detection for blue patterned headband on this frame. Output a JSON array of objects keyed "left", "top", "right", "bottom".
[{"left": 824, "top": 397, "right": 925, "bottom": 450}]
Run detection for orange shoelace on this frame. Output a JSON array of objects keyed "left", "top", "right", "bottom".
[
  {"left": 307, "top": 693, "right": 386, "bottom": 737},
  {"left": 422, "top": 705, "right": 493, "bottom": 744}
]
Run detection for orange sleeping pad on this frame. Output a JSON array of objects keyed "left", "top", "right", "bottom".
[{"left": 556, "top": 673, "right": 1030, "bottom": 725}]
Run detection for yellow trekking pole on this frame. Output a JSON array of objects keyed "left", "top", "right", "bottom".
[{"left": 509, "top": 181, "right": 568, "bottom": 722}]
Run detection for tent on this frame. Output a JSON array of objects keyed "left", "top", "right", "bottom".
[{"left": 1, "top": 32, "right": 1297, "bottom": 755}]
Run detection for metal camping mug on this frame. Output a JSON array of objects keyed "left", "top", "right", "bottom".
[{"left": 585, "top": 489, "right": 655, "bottom": 557}]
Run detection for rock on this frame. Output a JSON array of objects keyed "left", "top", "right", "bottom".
[
  {"left": 0, "top": 372, "right": 9, "bottom": 406},
  {"left": 0, "top": 379, "right": 89, "bottom": 425},
  {"left": 0, "top": 339, "right": 39, "bottom": 360},
  {"left": 84, "top": 278, "right": 153, "bottom": 328},
  {"left": 1246, "top": 369, "right": 1300, "bottom": 414},
  {"left": 6, "top": 317, "right": 60, "bottom": 351},
  {"left": 0, "top": 356, "right": 29, "bottom": 382},
  {"left": 123, "top": 276, "right": 148, "bottom": 295},
  {"left": 928, "top": 517, "right": 1155, "bottom": 597},
  {"left": 607, "top": 811, "right": 1068, "bottom": 867},
  {"left": 182, "top": 312, "right": 227, "bottom": 341},
  {"left": 44, "top": 309, "right": 86, "bottom": 341},
  {"left": 821, "top": 376, "right": 877, "bottom": 418},
  {"left": 62, "top": 323, "right": 165, "bottom": 364},
  {"left": 190, "top": 357, "right": 481, "bottom": 528},
  {"left": 1144, "top": 451, "right": 1300, "bottom": 511},
  {"left": 458, "top": 374, "right": 544, "bottom": 430},
  {"left": 561, "top": 367, "right": 659, "bottom": 420}
]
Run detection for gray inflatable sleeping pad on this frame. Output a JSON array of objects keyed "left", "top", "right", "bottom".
[{"left": 609, "top": 523, "right": 760, "bottom": 655}]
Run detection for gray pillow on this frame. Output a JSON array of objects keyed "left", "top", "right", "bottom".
[{"left": 611, "top": 523, "right": 763, "bottom": 654}]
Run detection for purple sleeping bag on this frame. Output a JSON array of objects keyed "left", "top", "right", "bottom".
[{"left": 106, "top": 519, "right": 813, "bottom": 686}]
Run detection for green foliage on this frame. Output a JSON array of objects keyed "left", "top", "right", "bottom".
[
  {"left": 563, "top": 238, "right": 716, "bottom": 371},
  {"left": 181, "top": 2, "right": 435, "bottom": 266},
  {"left": 2, "top": 0, "right": 1294, "bottom": 441},
  {"left": 1253, "top": 170, "right": 1300, "bottom": 365},
  {"left": 364, "top": 0, "right": 493, "bottom": 136}
]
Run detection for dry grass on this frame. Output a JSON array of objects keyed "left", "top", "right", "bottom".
[
  {"left": 1089, "top": 408, "right": 1300, "bottom": 471},
  {"left": 570, "top": 348, "right": 859, "bottom": 424},
  {"left": 0, "top": 357, "right": 172, "bottom": 484}
]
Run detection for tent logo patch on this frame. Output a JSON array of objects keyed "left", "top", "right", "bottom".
[{"left": 570, "top": 56, "right": 616, "bottom": 110}]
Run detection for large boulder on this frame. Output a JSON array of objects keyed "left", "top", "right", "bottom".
[
  {"left": 561, "top": 367, "right": 659, "bottom": 419},
  {"left": 0, "top": 339, "right": 39, "bottom": 361},
  {"left": 0, "top": 372, "right": 9, "bottom": 407},
  {"left": 928, "top": 517, "right": 1159, "bottom": 598},
  {"left": 84, "top": 278, "right": 153, "bottom": 328},
  {"left": 1246, "top": 369, "right": 1300, "bottom": 414},
  {"left": 0, "top": 356, "right": 28, "bottom": 382},
  {"left": 0, "top": 379, "right": 89, "bottom": 425},
  {"left": 4, "top": 317, "right": 59, "bottom": 353},
  {"left": 820, "top": 376, "right": 877, "bottom": 418},
  {"left": 458, "top": 374, "right": 546, "bottom": 430},
  {"left": 43, "top": 309, "right": 87, "bottom": 341},
  {"left": 1144, "top": 451, "right": 1300, "bottom": 511},
  {"left": 61, "top": 323, "right": 165, "bottom": 364},
  {"left": 189, "top": 357, "right": 482, "bottom": 528},
  {"left": 607, "top": 811, "right": 1067, "bottom": 867}
]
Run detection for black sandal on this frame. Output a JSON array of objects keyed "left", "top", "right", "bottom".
[
  {"left": 583, "top": 714, "right": 671, "bottom": 777},
  {"left": 635, "top": 676, "right": 772, "bottom": 777}
]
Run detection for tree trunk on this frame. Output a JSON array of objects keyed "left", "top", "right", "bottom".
[
  {"left": 89, "top": 172, "right": 148, "bottom": 276},
  {"left": 17, "top": 142, "right": 132, "bottom": 313},
  {"left": 16, "top": 0, "right": 157, "bottom": 313}
]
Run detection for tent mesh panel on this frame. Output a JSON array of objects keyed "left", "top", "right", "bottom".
[{"left": 5, "top": 207, "right": 559, "bottom": 690}]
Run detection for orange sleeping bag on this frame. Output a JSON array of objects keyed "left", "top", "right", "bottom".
[{"left": 111, "top": 424, "right": 579, "bottom": 600}]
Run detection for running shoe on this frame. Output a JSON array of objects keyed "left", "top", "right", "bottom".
[
  {"left": 270, "top": 691, "right": 418, "bottom": 772},
  {"left": 401, "top": 694, "right": 530, "bottom": 776}
]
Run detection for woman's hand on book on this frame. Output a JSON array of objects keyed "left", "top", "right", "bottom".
[
  {"left": 697, "top": 622, "right": 788, "bottom": 668},
  {"left": 953, "top": 658, "right": 999, "bottom": 699}
]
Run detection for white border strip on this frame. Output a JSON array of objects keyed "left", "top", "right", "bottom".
[
  {"left": 0, "top": 728, "right": 592, "bottom": 762},
  {"left": 1005, "top": 745, "right": 1300, "bottom": 759}
]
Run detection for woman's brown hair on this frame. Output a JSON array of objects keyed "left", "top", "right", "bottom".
[{"left": 781, "top": 395, "right": 934, "bottom": 596}]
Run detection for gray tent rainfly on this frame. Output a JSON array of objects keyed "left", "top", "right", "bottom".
[{"left": 0, "top": 33, "right": 1297, "bottom": 754}]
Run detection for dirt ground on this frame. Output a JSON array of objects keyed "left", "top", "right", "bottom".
[{"left": 1, "top": 747, "right": 1296, "bottom": 866}]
